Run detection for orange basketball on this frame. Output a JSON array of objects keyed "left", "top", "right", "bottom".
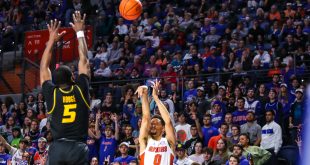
[{"left": 119, "top": 0, "right": 142, "bottom": 20}]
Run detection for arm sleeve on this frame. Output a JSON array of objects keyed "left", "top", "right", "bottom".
[
  {"left": 257, "top": 148, "right": 272, "bottom": 165},
  {"left": 257, "top": 125, "right": 262, "bottom": 139},
  {"left": 274, "top": 125, "right": 283, "bottom": 153},
  {"left": 42, "top": 80, "right": 56, "bottom": 111},
  {"left": 76, "top": 74, "right": 90, "bottom": 97}
]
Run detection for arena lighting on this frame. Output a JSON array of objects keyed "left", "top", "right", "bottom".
[{"left": 301, "top": 86, "right": 310, "bottom": 165}]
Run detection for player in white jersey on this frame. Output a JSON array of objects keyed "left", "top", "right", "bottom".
[{"left": 135, "top": 80, "right": 176, "bottom": 165}]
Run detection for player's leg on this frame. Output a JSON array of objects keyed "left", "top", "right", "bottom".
[
  {"left": 67, "top": 142, "right": 89, "bottom": 165},
  {"left": 47, "top": 141, "right": 66, "bottom": 165}
]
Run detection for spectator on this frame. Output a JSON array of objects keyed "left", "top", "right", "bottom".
[
  {"left": 212, "top": 138, "right": 229, "bottom": 164},
  {"left": 10, "top": 127, "right": 22, "bottom": 148},
  {"left": 196, "top": 87, "right": 210, "bottom": 114},
  {"left": 175, "top": 143, "right": 195, "bottom": 165},
  {"left": 252, "top": 45, "right": 271, "bottom": 68},
  {"left": 202, "top": 114, "right": 219, "bottom": 146},
  {"left": 25, "top": 120, "right": 41, "bottom": 145},
  {"left": 201, "top": 148, "right": 213, "bottom": 165},
  {"left": 289, "top": 88, "right": 304, "bottom": 144},
  {"left": 94, "top": 45, "right": 109, "bottom": 64},
  {"left": 204, "top": 27, "right": 221, "bottom": 46},
  {"left": 33, "top": 137, "right": 48, "bottom": 165},
  {"left": 107, "top": 40, "right": 121, "bottom": 65},
  {"left": 226, "top": 144, "right": 250, "bottom": 165},
  {"left": 284, "top": 3, "right": 296, "bottom": 19},
  {"left": 120, "top": 125, "right": 136, "bottom": 156},
  {"left": 93, "top": 61, "right": 112, "bottom": 80},
  {"left": 228, "top": 155, "right": 240, "bottom": 165},
  {"left": 159, "top": 89, "right": 175, "bottom": 117},
  {"left": 208, "top": 123, "right": 229, "bottom": 150},
  {"left": 0, "top": 136, "right": 28, "bottom": 165},
  {"left": 0, "top": 142, "right": 11, "bottom": 164},
  {"left": 223, "top": 113, "right": 233, "bottom": 138},
  {"left": 229, "top": 125, "right": 240, "bottom": 145},
  {"left": 175, "top": 112, "right": 192, "bottom": 144},
  {"left": 239, "top": 133, "right": 271, "bottom": 165},
  {"left": 87, "top": 112, "right": 101, "bottom": 161},
  {"left": 261, "top": 110, "right": 282, "bottom": 165},
  {"left": 0, "top": 116, "right": 15, "bottom": 143},
  {"left": 265, "top": 89, "right": 283, "bottom": 125},
  {"left": 99, "top": 114, "right": 119, "bottom": 164},
  {"left": 189, "top": 141, "right": 205, "bottom": 164},
  {"left": 232, "top": 98, "right": 247, "bottom": 125},
  {"left": 184, "top": 116, "right": 203, "bottom": 156},
  {"left": 208, "top": 101, "right": 224, "bottom": 128},
  {"left": 244, "top": 88, "right": 262, "bottom": 118},
  {"left": 240, "top": 111, "right": 262, "bottom": 146},
  {"left": 183, "top": 80, "right": 197, "bottom": 102},
  {"left": 113, "top": 142, "right": 137, "bottom": 164},
  {"left": 90, "top": 157, "right": 99, "bottom": 165},
  {"left": 115, "top": 18, "right": 128, "bottom": 35}
]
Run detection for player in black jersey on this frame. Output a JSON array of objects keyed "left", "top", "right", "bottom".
[{"left": 40, "top": 11, "right": 90, "bottom": 165}]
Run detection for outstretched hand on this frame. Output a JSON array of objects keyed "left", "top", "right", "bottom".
[
  {"left": 135, "top": 86, "right": 148, "bottom": 98},
  {"left": 47, "top": 19, "right": 66, "bottom": 42},
  {"left": 70, "top": 11, "right": 86, "bottom": 32},
  {"left": 151, "top": 79, "right": 160, "bottom": 100}
]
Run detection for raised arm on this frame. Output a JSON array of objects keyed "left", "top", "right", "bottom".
[
  {"left": 94, "top": 111, "right": 102, "bottom": 140},
  {"left": 111, "top": 113, "right": 119, "bottom": 140},
  {"left": 136, "top": 86, "right": 150, "bottom": 153},
  {"left": 70, "top": 11, "right": 90, "bottom": 77},
  {"left": 151, "top": 80, "right": 176, "bottom": 150},
  {"left": 40, "top": 20, "right": 66, "bottom": 85},
  {"left": 0, "top": 135, "right": 12, "bottom": 151},
  {"left": 192, "top": 114, "right": 203, "bottom": 139}
]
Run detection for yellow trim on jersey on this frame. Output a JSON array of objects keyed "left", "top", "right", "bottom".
[
  {"left": 48, "top": 89, "right": 57, "bottom": 114},
  {"left": 75, "top": 85, "right": 90, "bottom": 109},
  {"left": 59, "top": 86, "right": 74, "bottom": 93}
]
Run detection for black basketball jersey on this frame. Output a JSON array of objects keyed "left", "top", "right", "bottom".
[{"left": 42, "top": 74, "right": 90, "bottom": 142}]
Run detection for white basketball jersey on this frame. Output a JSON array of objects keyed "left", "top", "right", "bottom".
[{"left": 140, "top": 137, "right": 174, "bottom": 165}]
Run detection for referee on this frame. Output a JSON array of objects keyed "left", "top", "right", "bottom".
[{"left": 40, "top": 11, "right": 91, "bottom": 165}]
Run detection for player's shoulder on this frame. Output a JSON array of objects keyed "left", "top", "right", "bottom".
[{"left": 42, "top": 80, "right": 55, "bottom": 90}]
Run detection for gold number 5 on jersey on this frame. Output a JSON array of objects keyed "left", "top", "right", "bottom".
[{"left": 62, "top": 104, "right": 77, "bottom": 123}]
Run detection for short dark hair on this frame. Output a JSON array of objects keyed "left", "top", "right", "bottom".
[
  {"left": 204, "top": 147, "right": 213, "bottom": 155},
  {"left": 220, "top": 122, "right": 229, "bottom": 128},
  {"left": 237, "top": 97, "right": 245, "bottom": 102},
  {"left": 266, "top": 110, "right": 275, "bottom": 116},
  {"left": 240, "top": 133, "right": 250, "bottom": 141},
  {"left": 229, "top": 155, "right": 240, "bottom": 163},
  {"left": 53, "top": 65, "right": 74, "bottom": 86},
  {"left": 231, "top": 124, "right": 240, "bottom": 131},
  {"left": 190, "top": 124, "right": 197, "bottom": 128},
  {"left": 204, "top": 114, "right": 211, "bottom": 119},
  {"left": 152, "top": 114, "right": 165, "bottom": 126},
  {"left": 233, "top": 144, "right": 244, "bottom": 151}
]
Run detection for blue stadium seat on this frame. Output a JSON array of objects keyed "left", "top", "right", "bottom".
[{"left": 277, "top": 145, "right": 300, "bottom": 165}]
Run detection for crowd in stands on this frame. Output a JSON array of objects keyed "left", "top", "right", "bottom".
[{"left": 0, "top": 0, "right": 310, "bottom": 164}]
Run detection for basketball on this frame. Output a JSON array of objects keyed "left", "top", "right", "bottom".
[{"left": 119, "top": 0, "right": 142, "bottom": 20}]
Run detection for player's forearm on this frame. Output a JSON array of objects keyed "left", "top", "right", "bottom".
[
  {"left": 40, "top": 39, "right": 54, "bottom": 69},
  {"left": 141, "top": 94, "right": 151, "bottom": 120},
  {"left": 77, "top": 37, "right": 88, "bottom": 63},
  {"left": 153, "top": 98, "right": 172, "bottom": 124}
]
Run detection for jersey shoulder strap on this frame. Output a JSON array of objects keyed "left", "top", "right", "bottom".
[
  {"left": 74, "top": 85, "right": 90, "bottom": 109},
  {"left": 47, "top": 88, "right": 57, "bottom": 114}
]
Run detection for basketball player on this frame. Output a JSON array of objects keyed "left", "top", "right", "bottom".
[
  {"left": 136, "top": 80, "right": 176, "bottom": 165},
  {"left": 40, "top": 11, "right": 90, "bottom": 164}
]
